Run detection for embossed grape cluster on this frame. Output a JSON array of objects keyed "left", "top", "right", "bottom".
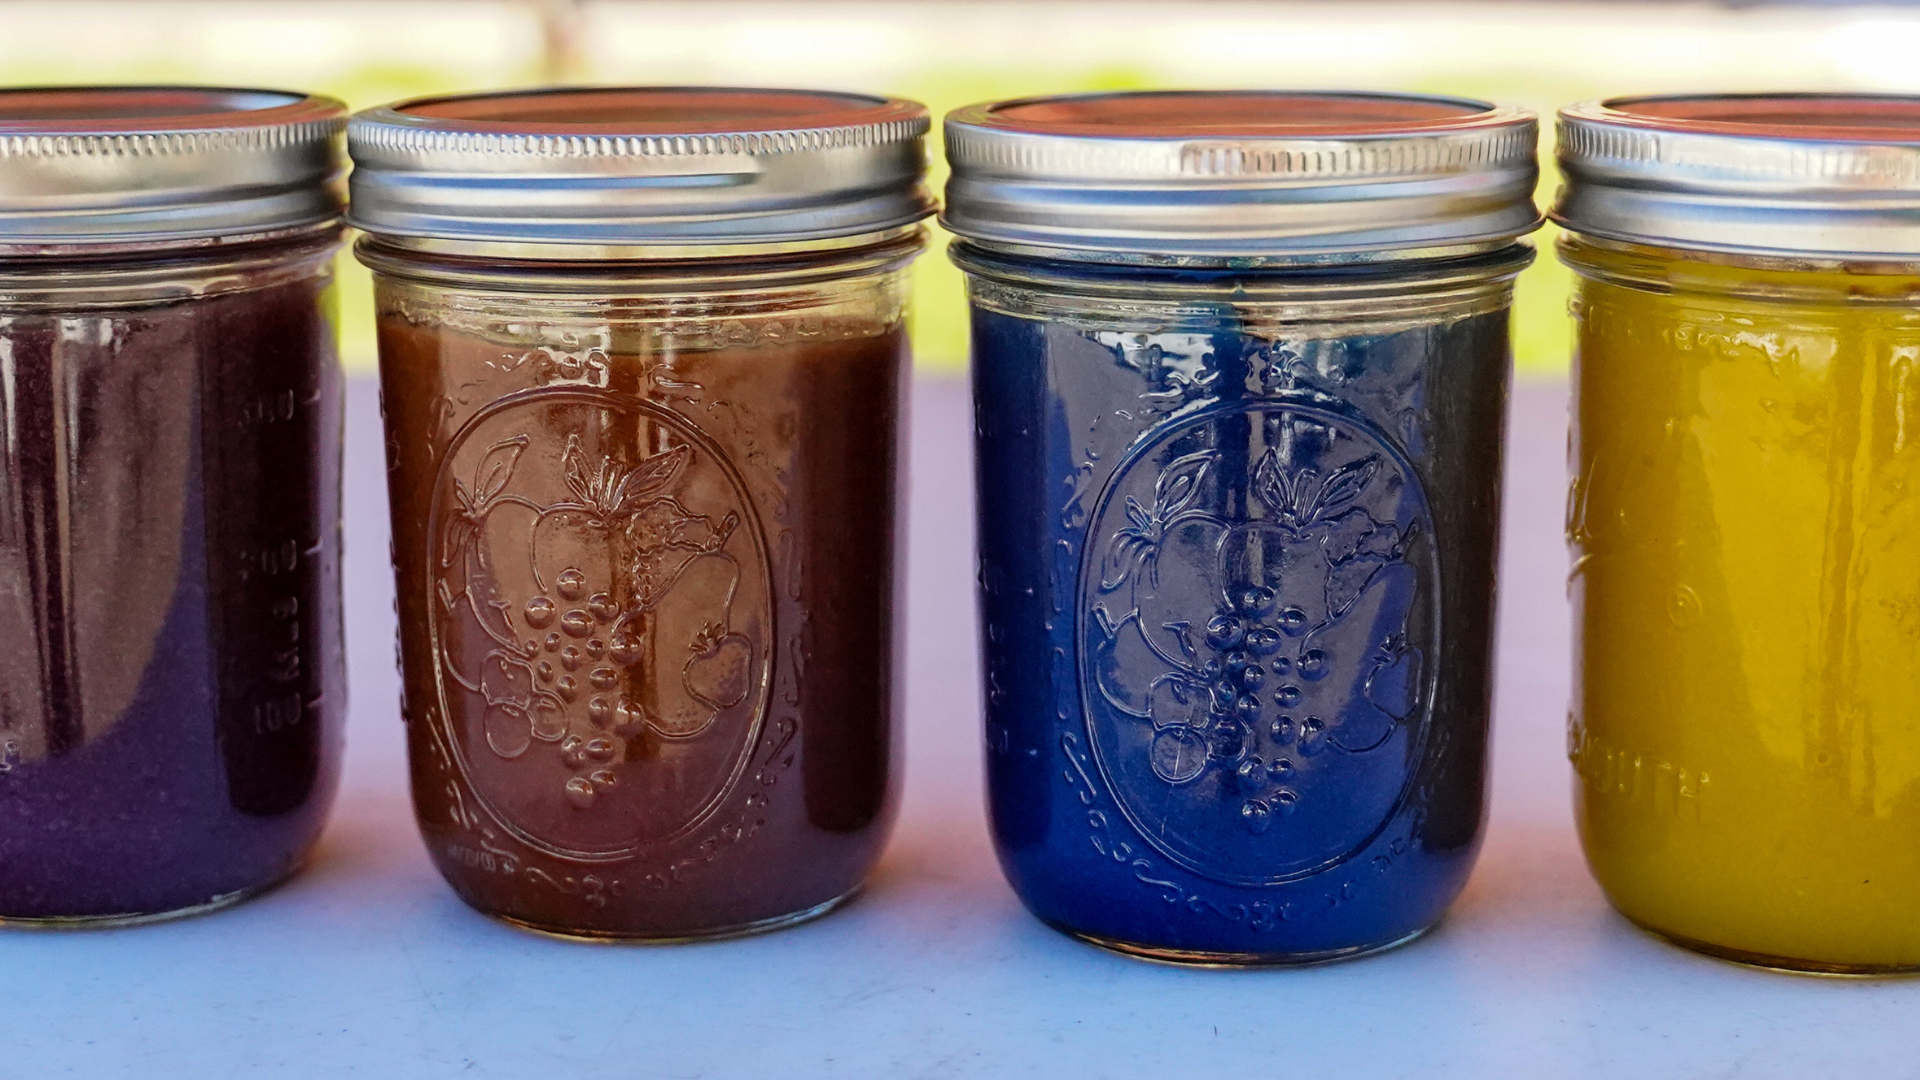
[
  {"left": 1198, "top": 583, "right": 1331, "bottom": 835},
  {"left": 522, "top": 566, "right": 646, "bottom": 809}
]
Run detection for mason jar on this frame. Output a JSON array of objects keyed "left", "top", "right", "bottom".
[
  {"left": 1556, "top": 94, "right": 1920, "bottom": 974},
  {"left": 348, "top": 87, "right": 930, "bottom": 940},
  {"left": 0, "top": 87, "right": 348, "bottom": 925},
  {"left": 945, "top": 91, "right": 1538, "bottom": 964}
]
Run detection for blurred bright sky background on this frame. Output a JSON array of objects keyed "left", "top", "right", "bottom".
[{"left": 9, "top": 0, "right": 1920, "bottom": 374}]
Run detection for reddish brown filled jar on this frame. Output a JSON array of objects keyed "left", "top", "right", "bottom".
[
  {"left": 0, "top": 88, "right": 348, "bottom": 924},
  {"left": 348, "top": 87, "right": 930, "bottom": 939}
]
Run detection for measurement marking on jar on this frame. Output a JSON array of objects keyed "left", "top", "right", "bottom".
[
  {"left": 235, "top": 387, "right": 303, "bottom": 427},
  {"left": 251, "top": 692, "right": 306, "bottom": 734},
  {"left": 240, "top": 538, "right": 304, "bottom": 578}
]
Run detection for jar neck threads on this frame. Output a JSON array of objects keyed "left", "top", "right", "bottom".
[
  {"left": 1559, "top": 232, "right": 1920, "bottom": 306},
  {"left": 355, "top": 226, "right": 925, "bottom": 296}
]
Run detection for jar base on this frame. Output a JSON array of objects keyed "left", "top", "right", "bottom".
[
  {"left": 1629, "top": 918, "right": 1920, "bottom": 978},
  {"left": 0, "top": 880, "right": 279, "bottom": 930},
  {"left": 1058, "top": 922, "right": 1433, "bottom": 968},
  {"left": 487, "top": 886, "right": 861, "bottom": 944}
]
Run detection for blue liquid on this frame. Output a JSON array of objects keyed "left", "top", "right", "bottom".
[{"left": 968, "top": 251, "right": 1514, "bottom": 961}]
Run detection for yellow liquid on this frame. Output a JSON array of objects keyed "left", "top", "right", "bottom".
[{"left": 1566, "top": 237, "right": 1920, "bottom": 973}]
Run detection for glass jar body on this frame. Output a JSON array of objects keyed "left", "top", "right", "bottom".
[
  {"left": 0, "top": 232, "right": 347, "bottom": 924},
  {"left": 1564, "top": 234, "right": 1920, "bottom": 973},
  {"left": 960, "top": 242, "right": 1524, "bottom": 963},
  {"left": 362, "top": 232, "right": 918, "bottom": 939}
]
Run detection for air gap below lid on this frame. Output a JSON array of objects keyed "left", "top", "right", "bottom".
[
  {"left": 941, "top": 90, "right": 1541, "bottom": 258},
  {"left": 346, "top": 86, "right": 936, "bottom": 246}
]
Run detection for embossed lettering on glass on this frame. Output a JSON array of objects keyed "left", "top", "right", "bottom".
[
  {"left": 349, "top": 87, "right": 930, "bottom": 938},
  {"left": 946, "top": 91, "right": 1538, "bottom": 963},
  {"left": 1556, "top": 94, "right": 1920, "bottom": 975},
  {"left": 0, "top": 88, "right": 349, "bottom": 925}
]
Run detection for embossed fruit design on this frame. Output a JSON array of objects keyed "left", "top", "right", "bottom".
[
  {"left": 431, "top": 397, "right": 770, "bottom": 856},
  {"left": 1083, "top": 406, "right": 1432, "bottom": 883},
  {"left": 685, "top": 625, "right": 752, "bottom": 711}
]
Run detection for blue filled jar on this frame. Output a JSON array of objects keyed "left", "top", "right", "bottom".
[{"left": 944, "top": 91, "right": 1539, "bottom": 964}]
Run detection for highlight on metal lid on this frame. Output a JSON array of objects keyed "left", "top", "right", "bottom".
[
  {"left": 0, "top": 86, "right": 346, "bottom": 249},
  {"left": 1555, "top": 93, "right": 1920, "bottom": 259},
  {"left": 346, "top": 86, "right": 935, "bottom": 246},
  {"left": 941, "top": 90, "right": 1540, "bottom": 258}
]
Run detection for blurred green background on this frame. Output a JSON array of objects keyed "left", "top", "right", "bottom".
[{"left": 14, "top": 0, "right": 1920, "bottom": 376}]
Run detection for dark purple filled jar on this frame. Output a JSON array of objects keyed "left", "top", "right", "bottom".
[{"left": 0, "top": 88, "right": 348, "bottom": 925}]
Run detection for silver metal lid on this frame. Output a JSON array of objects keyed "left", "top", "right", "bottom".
[
  {"left": 942, "top": 90, "right": 1540, "bottom": 257},
  {"left": 0, "top": 86, "right": 345, "bottom": 249},
  {"left": 347, "top": 86, "right": 934, "bottom": 246},
  {"left": 1555, "top": 94, "right": 1920, "bottom": 259}
]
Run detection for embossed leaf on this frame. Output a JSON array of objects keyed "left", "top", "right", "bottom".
[
  {"left": 588, "top": 459, "right": 622, "bottom": 511},
  {"left": 1308, "top": 455, "right": 1380, "bottom": 523},
  {"left": 1124, "top": 496, "right": 1152, "bottom": 534},
  {"left": 1252, "top": 449, "right": 1295, "bottom": 521},
  {"left": 1101, "top": 533, "right": 1151, "bottom": 591},
  {"left": 1153, "top": 451, "right": 1215, "bottom": 519},
  {"left": 441, "top": 515, "right": 476, "bottom": 569},
  {"left": 616, "top": 444, "right": 691, "bottom": 508},
  {"left": 472, "top": 436, "right": 528, "bottom": 507},
  {"left": 562, "top": 435, "right": 593, "bottom": 504}
]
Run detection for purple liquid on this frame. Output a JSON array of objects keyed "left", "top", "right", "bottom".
[{"left": 0, "top": 242, "right": 345, "bottom": 921}]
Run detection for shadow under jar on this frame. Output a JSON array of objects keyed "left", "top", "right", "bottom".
[
  {"left": 0, "top": 88, "right": 349, "bottom": 925},
  {"left": 944, "top": 91, "right": 1540, "bottom": 964},
  {"left": 1555, "top": 94, "right": 1920, "bottom": 975},
  {"left": 348, "top": 87, "right": 931, "bottom": 940}
]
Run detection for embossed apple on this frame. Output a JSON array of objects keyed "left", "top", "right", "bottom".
[
  {"left": 685, "top": 625, "right": 752, "bottom": 711},
  {"left": 648, "top": 553, "right": 742, "bottom": 737},
  {"left": 1363, "top": 633, "right": 1419, "bottom": 722}
]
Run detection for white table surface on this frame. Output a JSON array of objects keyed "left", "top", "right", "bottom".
[{"left": 5, "top": 375, "right": 1917, "bottom": 1080}]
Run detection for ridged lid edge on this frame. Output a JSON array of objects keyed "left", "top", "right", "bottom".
[
  {"left": 1554, "top": 95, "right": 1920, "bottom": 259},
  {"left": 346, "top": 87, "right": 934, "bottom": 246},
  {"left": 942, "top": 91, "right": 1540, "bottom": 257}
]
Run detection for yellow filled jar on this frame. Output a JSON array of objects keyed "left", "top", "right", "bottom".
[{"left": 1555, "top": 94, "right": 1920, "bottom": 974}]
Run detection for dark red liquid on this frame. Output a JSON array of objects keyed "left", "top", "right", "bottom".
[
  {"left": 377, "top": 301, "right": 904, "bottom": 938},
  {"left": 0, "top": 240, "right": 346, "bottom": 921}
]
